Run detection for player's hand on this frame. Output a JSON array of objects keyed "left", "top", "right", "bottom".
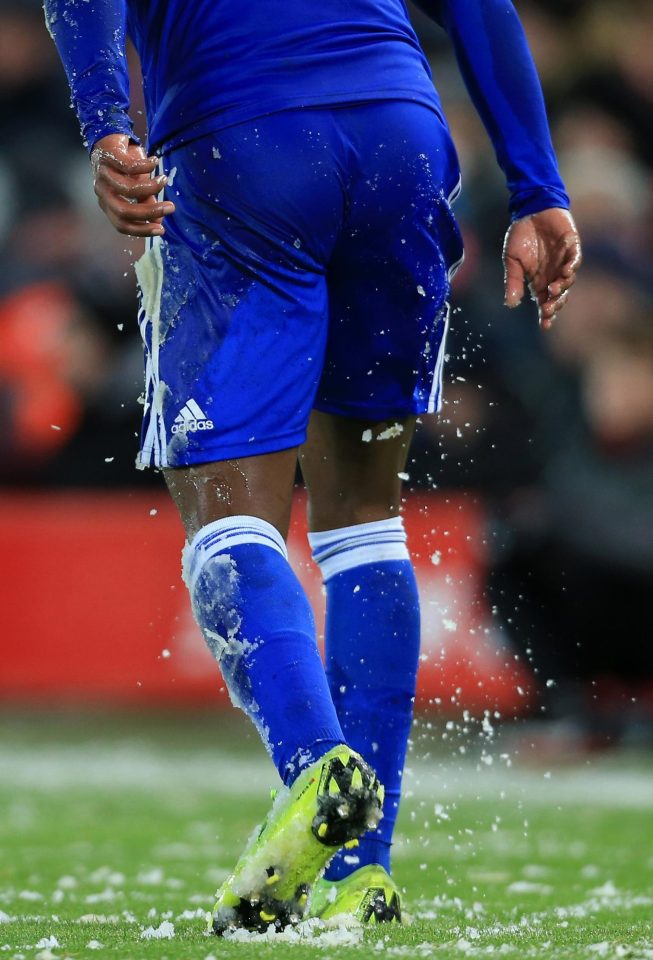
[
  {"left": 91, "top": 133, "right": 176, "bottom": 238},
  {"left": 503, "top": 208, "right": 582, "bottom": 330}
]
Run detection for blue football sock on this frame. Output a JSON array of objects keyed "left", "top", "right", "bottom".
[
  {"left": 309, "top": 517, "right": 420, "bottom": 879},
  {"left": 183, "top": 515, "right": 344, "bottom": 785}
]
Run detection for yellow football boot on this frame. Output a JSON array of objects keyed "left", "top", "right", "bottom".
[{"left": 211, "top": 745, "right": 384, "bottom": 935}]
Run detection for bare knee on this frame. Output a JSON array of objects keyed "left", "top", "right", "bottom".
[
  {"left": 165, "top": 448, "right": 298, "bottom": 540},
  {"left": 312, "top": 499, "right": 398, "bottom": 532},
  {"left": 301, "top": 412, "right": 415, "bottom": 532}
]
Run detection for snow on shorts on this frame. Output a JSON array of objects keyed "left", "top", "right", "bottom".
[{"left": 135, "top": 100, "right": 464, "bottom": 469}]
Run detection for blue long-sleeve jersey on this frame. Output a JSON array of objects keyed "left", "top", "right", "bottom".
[{"left": 43, "top": 0, "right": 569, "bottom": 220}]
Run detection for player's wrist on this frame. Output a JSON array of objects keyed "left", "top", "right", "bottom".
[
  {"left": 86, "top": 123, "right": 141, "bottom": 157},
  {"left": 508, "top": 186, "right": 571, "bottom": 223}
]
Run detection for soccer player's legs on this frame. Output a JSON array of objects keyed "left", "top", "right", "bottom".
[
  {"left": 168, "top": 454, "right": 384, "bottom": 934},
  {"left": 134, "top": 115, "right": 385, "bottom": 930},
  {"left": 301, "top": 413, "right": 419, "bottom": 896},
  {"left": 302, "top": 101, "right": 464, "bottom": 895},
  {"left": 166, "top": 450, "right": 347, "bottom": 790}
]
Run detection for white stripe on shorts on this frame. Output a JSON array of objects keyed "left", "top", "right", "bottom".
[
  {"left": 135, "top": 234, "right": 167, "bottom": 468},
  {"left": 427, "top": 301, "right": 451, "bottom": 414}
]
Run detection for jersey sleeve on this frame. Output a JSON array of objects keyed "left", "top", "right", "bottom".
[
  {"left": 414, "top": 0, "right": 570, "bottom": 220},
  {"left": 43, "top": 0, "right": 137, "bottom": 152}
]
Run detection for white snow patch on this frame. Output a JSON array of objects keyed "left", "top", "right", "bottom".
[
  {"left": 35, "top": 938, "right": 59, "bottom": 950},
  {"left": 222, "top": 917, "right": 362, "bottom": 946},
  {"left": 590, "top": 880, "right": 619, "bottom": 898},
  {"left": 176, "top": 907, "right": 208, "bottom": 920},
  {"left": 56, "top": 876, "right": 77, "bottom": 890},
  {"left": 84, "top": 888, "right": 118, "bottom": 904},
  {"left": 377, "top": 422, "right": 404, "bottom": 440},
  {"left": 138, "top": 867, "right": 164, "bottom": 885},
  {"left": 89, "top": 867, "right": 124, "bottom": 886},
  {"left": 506, "top": 881, "right": 553, "bottom": 895},
  {"left": 140, "top": 920, "right": 175, "bottom": 940},
  {"left": 587, "top": 945, "right": 649, "bottom": 959},
  {"left": 77, "top": 914, "right": 121, "bottom": 924}
]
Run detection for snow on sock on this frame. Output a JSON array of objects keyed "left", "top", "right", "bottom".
[
  {"left": 309, "top": 517, "right": 420, "bottom": 879},
  {"left": 183, "top": 515, "right": 344, "bottom": 785}
]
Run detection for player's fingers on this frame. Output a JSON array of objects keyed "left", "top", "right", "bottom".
[
  {"left": 94, "top": 175, "right": 176, "bottom": 227},
  {"left": 114, "top": 201, "right": 174, "bottom": 223},
  {"left": 118, "top": 222, "right": 166, "bottom": 237},
  {"left": 561, "top": 234, "right": 582, "bottom": 276},
  {"left": 96, "top": 167, "right": 168, "bottom": 200},
  {"left": 553, "top": 290, "right": 570, "bottom": 313},
  {"left": 539, "top": 290, "right": 569, "bottom": 330},
  {"left": 531, "top": 275, "right": 551, "bottom": 306},
  {"left": 547, "top": 272, "right": 577, "bottom": 299},
  {"left": 103, "top": 207, "right": 166, "bottom": 237},
  {"left": 97, "top": 151, "right": 160, "bottom": 177},
  {"left": 97, "top": 187, "right": 175, "bottom": 219},
  {"left": 503, "top": 256, "right": 525, "bottom": 308},
  {"left": 98, "top": 195, "right": 173, "bottom": 227}
]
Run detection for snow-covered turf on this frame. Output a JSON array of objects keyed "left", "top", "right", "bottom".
[
  {"left": 0, "top": 714, "right": 651, "bottom": 959},
  {"left": 2, "top": 741, "right": 652, "bottom": 808}
]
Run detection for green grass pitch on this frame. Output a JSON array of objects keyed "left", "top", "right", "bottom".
[{"left": 1, "top": 713, "right": 652, "bottom": 959}]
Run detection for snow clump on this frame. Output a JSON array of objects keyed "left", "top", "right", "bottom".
[{"left": 140, "top": 920, "right": 175, "bottom": 940}]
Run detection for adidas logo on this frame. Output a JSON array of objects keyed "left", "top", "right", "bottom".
[{"left": 171, "top": 399, "right": 214, "bottom": 434}]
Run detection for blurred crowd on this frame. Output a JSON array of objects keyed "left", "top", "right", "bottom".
[
  {"left": 410, "top": 0, "right": 653, "bottom": 744},
  {"left": 1, "top": 0, "right": 651, "bottom": 737}
]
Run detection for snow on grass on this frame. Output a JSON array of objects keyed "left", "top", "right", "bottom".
[
  {"left": 1, "top": 744, "right": 651, "bottom": 810},
  {"left": 140, "top": 920, "right": 175, "bottom": 940},
  {"left": 222, "top": 916, "right": 364, "bottom": 947},
  {"left": 505, "top": 882, "right": 553, "bottom": 895},
  {"left": 1, "top": 718, "right": 652, "bottom": 960},
  {"left": 35, "top": 936, "right": 59, "bottom": 949}
]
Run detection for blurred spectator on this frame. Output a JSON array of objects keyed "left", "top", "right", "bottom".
[
  {"left": 0, "top": 0, "right": 155, "bottom": 485},
  {"left": 407, "top": 1, "right": 653, "bottom": 739}
]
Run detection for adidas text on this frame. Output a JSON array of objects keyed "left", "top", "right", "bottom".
[
  {"left": 172, "top": 399, "right": 214, "bottom": 435},
  {"left": 172, "top": 418, "right": 214, "bottom": 434}
]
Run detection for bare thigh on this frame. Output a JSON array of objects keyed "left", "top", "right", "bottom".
[
  {"left": 300, "top": 410, "right": 416, "bottom": 533},
  {"left": 164, "top": 448, "right": 299, "bottom": 541}
]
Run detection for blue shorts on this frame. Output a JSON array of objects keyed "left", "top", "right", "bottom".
[{"left": 135, "top": 101, "right": 463, "bottom": 469}]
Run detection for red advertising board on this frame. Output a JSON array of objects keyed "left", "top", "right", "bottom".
[{"left": 0, "top": 491, "right": 530, "bottom": 713}]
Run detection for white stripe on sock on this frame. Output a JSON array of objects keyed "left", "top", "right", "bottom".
[
  {"left": 308, "top": 516, "right": 404, "bottom": 549},
  {"left": 309, "top": 517, "right": 410, "bottom": 582},
  {"left": 184, "top": 515, "right": 288, "bottom": 593}
]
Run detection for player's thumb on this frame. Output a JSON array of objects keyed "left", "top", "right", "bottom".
[{"left": 503, "top": 257, "right": 525, "bottom": 308}]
